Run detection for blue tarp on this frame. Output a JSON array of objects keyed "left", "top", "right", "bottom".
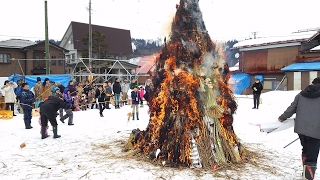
[
  {"left": 8, "top": 74, "right": 71, "bottom": 88},
  {"left": 281, "top": 62, "right": 320, "bottom": 71},
  {"left": 229, "top": 73, "right": 251, "bottom": 94},
  {"left": 254, "top": 75, "right": 264, "bottom": 82}
]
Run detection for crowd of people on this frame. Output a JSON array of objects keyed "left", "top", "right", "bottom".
[{"left": 0, "top": 77, "right": 153, "bottom": 138}]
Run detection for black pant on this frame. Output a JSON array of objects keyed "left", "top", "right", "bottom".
[
  {"left": 105, "top": 96, "right": 110, "bottom": 108},
  {"left": 299, "top": 134, "right": 320, "bottom": 163},
  {"left": 40, "top": 112, "right": 58, "bottom": 127},
  {"left": 5, "top": 103, "right": 14, "bottom": 113},
  {"left": 253, "top": 93, "right": 261, "bottom": 108},
  {"left": 99, "top": 102, "right": 105, "bottom": 115},
  {"left": 22, "top": 107, "right": 32, "bottom": 126}
]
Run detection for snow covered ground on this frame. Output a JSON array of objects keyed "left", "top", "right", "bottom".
[{"left": 0, "top": 90, "right": 319, "bottom": 179}]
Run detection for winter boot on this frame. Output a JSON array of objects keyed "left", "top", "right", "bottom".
[
  {"left": 302, "top": 154, "right": 306, "bottom": 172},
  {"left": 303, "top": 162, "right": 317, "bottom": 180},
  {"left": 136, "top": 113, "right": 139, "bottom": 120},
  {"left": 132, "top": 113, "right": 135, "bottom": 120},
  {"left": 60, "top": 114, "right": 69, "bottom": 123},
  {"left": 53, "top": 126, "right": 61, "bottom": 138},
  {"left": 68, "top": 113, "right": 74, "bottom": 125},
  {"left": 41, "top": 127, "right": 48, "bottom": 139}
]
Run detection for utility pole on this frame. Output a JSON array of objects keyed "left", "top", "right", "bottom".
[
  {"left": 88, "top": 0, "right": 92, "bottom": 72},
  {"left": 45, "top": 0, "right": 50, "bottom": 74},
  {"left": 252, "top": 32, "right": 258, "bottom": 39}
]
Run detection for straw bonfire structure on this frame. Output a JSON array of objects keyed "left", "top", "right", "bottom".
[{"left": 128, "top": 0, "right": 249, "bottom": 168}]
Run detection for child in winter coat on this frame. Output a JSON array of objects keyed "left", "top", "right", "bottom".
[
  {"left": 138, "top": 86, "right": 144, "bottom": 107},
  {"left": 95, "top": 85, "right": 106, "bottom": 117},
  {"left": 73, "top": 92, "right": 80, "bottom": 111},
  {"left": 131, "top": 86, "right": 140, "bottom": 120},
  {"left": 88, "top": 88, "right": 96, "bottom": 109},
  {"left": 61, "top": 89, "right": 74, "bottom": 125},
  {"left": 80, "top": 93, "right": 87, "bottom": 111}
]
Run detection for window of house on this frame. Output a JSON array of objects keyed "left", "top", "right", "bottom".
[
  {"left": 0, "top": 53, "right": 11, "bottom": 63},
  {"left": 71, "top": 54, "right": 75, "bottom": 61},
  {"left": 51, "top": 56, "right": 56, "bottom": 66},
  {"left": 35, "top": 56, "right": 40, "bottom": 62},
  {"left": 58, "top": 57, "right": 63, "bottom": 66}
]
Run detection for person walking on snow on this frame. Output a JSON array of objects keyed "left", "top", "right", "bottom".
[
  {"left": 251, "top": 78, "right": 263, "bottom": 109},
  {"left": 278, "top": 77, "right": 320, "bottom": 180},
  {"left": 57, "top": 88, "right": 74, "bottom": 125}
]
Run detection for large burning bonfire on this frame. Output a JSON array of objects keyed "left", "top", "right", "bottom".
[{"left": 127, "top": 0, "right": 249, "bottom": 168}]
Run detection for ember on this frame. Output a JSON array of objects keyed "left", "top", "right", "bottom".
[{"left": 129, "top": 0, "right": 248, "bottom": 168}]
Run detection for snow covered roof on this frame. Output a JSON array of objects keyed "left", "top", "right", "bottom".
[
  {"left": 229, "top": 62, "right": 239, "bottom": 71},
  {"left": 0, "top": 39, "right": 36, "bottom": 49},
  {"left": 310, "top": 45, "right": 320, "bottom": 51},
  {"left": 232, "top": 31, "right": 317, "bottom": 50}
]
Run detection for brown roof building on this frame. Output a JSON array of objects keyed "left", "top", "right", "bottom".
[
  {"left": 0, "top": 39, "right": 68, "bottom": 77},
  {"left": 232, "top": 30, "right": 320, "bottom": 92},
  {"left": 60, "top": 21, "right": 133, "bottom": 62},
  {"left": 59, "top": 21, "right": 136, "bottom": 78}
]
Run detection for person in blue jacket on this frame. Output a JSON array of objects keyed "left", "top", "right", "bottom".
[{"left": 20, "top": 83, "right": 35, "bottom": 129}]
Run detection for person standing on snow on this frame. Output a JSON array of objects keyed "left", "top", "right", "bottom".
[
  {"left": 95, "top": 85, "right": 106, "bottom": 117},
  {"left": 39, "top": 96, "right": 72, "bottom": 139},
  {"left": 121, "top": 79, "right": 130, "bottom": 105},
  {"left": 113, "top": 78, "right": 121, "bottom": 109},
  {"left": 131, "top": 86, "right": 140, "bottom": 120},
  {"left": 33, "top": 77, "right": 42, "bottom": 108},
  {"left": 278, "top": 77, "right": 320, "bottom": 180},
  {"left": 251, "top": 78, "right": 263, "bottom": 109},
  {"left": 105, "top": 81, "right": 113, "bottom": 109},
  {"left": 1, "top": 80, "right": 17, "bottom": 116},
  {"left": 20, "top": 83, "right": 35, "bottom": 129}
]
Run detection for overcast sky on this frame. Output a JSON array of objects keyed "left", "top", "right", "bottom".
[{"left": 1, "top": 0, "right": 320, "bottom": 42}]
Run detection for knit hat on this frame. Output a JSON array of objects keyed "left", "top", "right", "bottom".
[
  {"left": 36, "top": 77, "right": 41, "bottom": 82},
  {"left": 54, "top": 87, "right": 60, "bottom": 91},
  {"left": 312, "top": 78, "right": 320, "bottom": 85}
]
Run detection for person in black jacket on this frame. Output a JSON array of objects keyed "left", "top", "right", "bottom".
[
  {"left": 20, "top": 83, "right": 35, "bottom": 129},
  {"left": 39, "top": 96, "right": 72, "bottom": 139},
  {"left": 251, "top": 78, "right": 263, "bottom": 109},
  {"left": 95, "top": 85, "right": 106, "bottom": 117},
  {"left": 113, "top": 78, "right": 122, "bottom": 109}
]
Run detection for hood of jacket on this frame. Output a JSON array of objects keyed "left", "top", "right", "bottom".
[
  {"left": 63, "top": 87, "right": 70, "bottom": 94},
  {"left": 300, "top": 84, "right": 320, "bottom": 98}
]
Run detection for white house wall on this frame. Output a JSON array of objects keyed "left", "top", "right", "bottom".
[
  {"left": 293, "top": 72, "right": 301, "bottom": 90},
  {"left": 310, "top": 71, "right": 317, "bottom": 84}
]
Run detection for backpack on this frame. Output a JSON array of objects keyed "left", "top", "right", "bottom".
[{"left": 14, "top": 86, "right": 22, "bottom": 96}]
